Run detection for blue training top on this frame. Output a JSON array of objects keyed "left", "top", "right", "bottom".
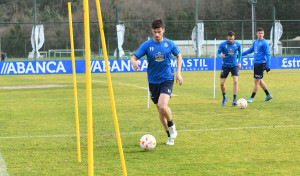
[
  {"left": 217, "top": 40, "right": 241, "bottom": 68},
  {"left": 134, "top": 38, "right": 180, "bottom": 84},
  {"left": 242, "top": 39, "right": 271, "bottom": 69}
]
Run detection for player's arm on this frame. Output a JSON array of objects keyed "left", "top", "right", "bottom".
[
  {"left": 242, "top": 44, "right": 254, "bottom": 56},
  {"left": 131, "top": 42, "right": 147, "bottom": 71},
  {"left": 175, "top": 53, "right": 183, "bottom": 85},
  {"left": 216, "top": 51, "right": 225, "bottom": 58},
  {"left": 264, "top": 43, "right": 271, "bottom": 72},
  {"left": 130, "top": 55, "right": 141, "bottom": 71},
  {"left": 217, "top": 44, "right": 225, "bottom": 58},
  {"left": 238, "top": 45, "right": 242, "bottom": 69}
]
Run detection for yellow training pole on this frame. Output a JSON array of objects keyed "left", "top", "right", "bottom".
[
  {"left": 83, "top": 0, "right": 94, "bottom": 175},
  {"left": 68, "top": 2, "right": 81, "bottom": 163},
  {"left": 95, "top": 0, "right": 127, "bottom": 175}
]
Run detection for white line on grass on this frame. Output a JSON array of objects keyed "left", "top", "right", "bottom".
[
  {"left": 0, "top": 81, "right": 178, "bottom": 102},
  {"left": 0, "top": 84, "right": 69, "bottom": 90},
  {"left": 93, "top": 80, "right": 148, "bottom": 89},
  {"left": 92, "top": 80, "right": 178, "bottom": 96},
  {"left": 0, "top": 125, "right": 299, "bottom": 139},
  {"left": 0, "top": 134, "right": 76, "bottom": 139},
  {"left": 0, "top": 96, "right": 149, "bottom": 102},
  {"left": 0, "top": 152, "right": 9, "bottom": 176},
  {"left": 120, "top": 125, "right": 300, "bottom": 135}
]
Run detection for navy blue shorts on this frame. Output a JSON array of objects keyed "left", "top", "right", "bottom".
[
  {"left": 254, "top": 63, "right": 266, "bottom": 79},
  {"left": 149, "top": 80, "right": 174, "bottom": 104},
  {"left": 220, "top": 66, "right": 239, "bottom": 78}
]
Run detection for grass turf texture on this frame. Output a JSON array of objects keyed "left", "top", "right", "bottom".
[{"left": 0, "top": 70, "right": 299, "bottom": 175}]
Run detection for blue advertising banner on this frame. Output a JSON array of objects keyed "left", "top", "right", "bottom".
[{"left": 0, "top": 56, "right": 299, "bottom": 75}]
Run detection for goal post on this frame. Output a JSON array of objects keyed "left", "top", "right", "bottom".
[{"left": 48, "top": 49, "right": 85, "bottom": 60}]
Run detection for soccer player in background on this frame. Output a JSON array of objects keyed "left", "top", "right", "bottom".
[
  {"left": 242, "top": 27, "right": 273, "bottom": 103},
  {"left": 217, "top": 31, "right": 242, "bottom": 106},
  {"left": 130, "top": 19, "right": 183, "bottom": 145}
]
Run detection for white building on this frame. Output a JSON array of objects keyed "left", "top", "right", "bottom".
[{"left": 173, "top": 40, "right": 282, "bottom": 57}]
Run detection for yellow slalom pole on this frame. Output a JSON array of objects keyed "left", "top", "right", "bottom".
[
  {"left": 68, "top": 2, "right": 81, "bottom": 163},
  {"left": 95, "top": 0, "right": 127, "bottom": 175},
  {"left": 83, "top": 0, "right": 94, "bottom": 175}
]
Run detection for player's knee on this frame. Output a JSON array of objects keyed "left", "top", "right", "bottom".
[{"left": 158, "top": 105, "right": 167, "bottom": 114}]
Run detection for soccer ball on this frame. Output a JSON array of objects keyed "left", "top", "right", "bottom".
[
  {"left": 139, "top": 134, "right": 156, "bottom": 151},
  {"left": 237, "top": 98, "right": 248, "bottom": 109}
]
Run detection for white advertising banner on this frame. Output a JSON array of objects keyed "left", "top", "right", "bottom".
[
  {"left": 270, "top": 21, "right": 283, "bottom": 55},
  {"left": 114, "top": 24, "right": 125, "bottom": 58},
  {"left": 28, "top": 25, "right": 45, "bottom": 58},
  {"left": 191, "top": 22, "right": 204, "bottom": 57}
]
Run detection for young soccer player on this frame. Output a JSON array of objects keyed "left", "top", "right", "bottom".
[
  {"left": 130, "top": 19, "right": 183, "bottom": 145},
  {"left": 217, "top": 31, "right": 242, "bottom": 106},
  {"left": 242, "top": 27, "right": 273, "bottom": 103}
]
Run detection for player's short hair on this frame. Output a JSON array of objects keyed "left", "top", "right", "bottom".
[
  {"left": 257, "top": 27, "right": 264, "bottom": 32},
  {"left": 227, "top": 31, "right": 235, "bottom": 37},
  {"left": 152, "top": 20, "right": 164, "bottom": 29}
]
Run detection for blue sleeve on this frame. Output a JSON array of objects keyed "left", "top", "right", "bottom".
[
  {"left": 170, "top": 40, "right": 180, "bottom": 56},
  {"left": 242, "top": 43, "right": 254, "bottom": 56},
  {"left": 264, "top": 42, "right": 271, "bottom": 69},
  {"left": 238, "top": 44, "right": 241, "bottom": 63},
  {"left": 217, "top": 43, "right": 223, "bottom": 58},
  {"left": 216, "top": 51, "right": 222, "bottom": 58},
  {"left": 134, "top": 41, "right": 148, "bottom": 59}
]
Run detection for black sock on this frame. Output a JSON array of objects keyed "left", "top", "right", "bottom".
[
  {"left": 233, "top": 94, "right": 237, "bottom": 101},
  {"left": 264, "top": 89, "right": 270, "bottom": 95},
  {"left": 167, "top": 120, "right": 174, "bottom": 127},
  {"left": 222, "top": 93, "right": 226, "bottom": 98},
  {"left": 166, "top": 131, "right": 170, "bottom": 137},
  {"left": 251, "top": 92, "right": 256, "bottom": 98}
]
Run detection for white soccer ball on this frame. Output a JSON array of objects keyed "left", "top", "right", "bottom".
[
  {"left": 139, "top": 134, "right": 156, "bottom": 151},
  {"left": 237, "top": 98, "right": 248, "bottom": 109}
]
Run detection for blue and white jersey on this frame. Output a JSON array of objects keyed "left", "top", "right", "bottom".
[
  {"left": 217, "top": 41, "right": 241, "bottom": 67},
  {"left": 134, "top": 38, "right": 180, "bottom": 84},
  {"left": 242, "top": 39, "right": 271, "bottom": 69}
]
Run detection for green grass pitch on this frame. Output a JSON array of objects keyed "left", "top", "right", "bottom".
[{"left": 0, "top": 69, "right": 299, "bottom": 175}]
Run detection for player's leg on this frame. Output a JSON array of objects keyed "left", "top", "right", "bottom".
[
  {"left": 220, "top": 66, "right": 229, "bottom": 106},
  {"left": 248, "top": 63, "right": 263, "bottom": 103},
  {"left": 253, "top": 79, "right": 261, "bottom": 92},
  {"left": 220, "top": 78, "right": 226, "bottom": 94},
  {"left": 157, "top": 94, "right": 176, "bottom": 137},
  {"left": 260, "top": 79, "right": 273, "bottom": 101},
  {"left": 154, "top": 80, "right": 177, "bottom": 145},
  {"left": 156, "top": 94, "right": 172, "bottom": 130},
  {"left": 232, "top": 76, "right": 238, "bottom": 105},
  {"left": 248, "top": 78, "right": 260, "bottom": 103},
  {"left": 156, "top": 93, "right": 176, "bottom": 145},
  {"left": 155, "top": 104, "right": 168, "bottom": 130},
  {"left": 149, "top": 83, "right": 171, "bottom": 137},
  {"left": 150, "top": 88, "right": 174, "bottom": 145},
  {"left": 259, "top": 79, "right": 267, "bottom": 90},
  {"left": 231, "top": 66, "right": 239, "bottom": 106}
]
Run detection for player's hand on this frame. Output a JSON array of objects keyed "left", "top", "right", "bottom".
[
  {"left": 266, "top": 68, "right": 271, "bottom": 73},
  {"left": 221, "top": 54, "right": 225, "bottom": 58},
  {"left": 131, "top": 60, "right": 141, "bottom": 71},
  {"left": 238, "top": 63, "right": 241, "bottom": 69},
  {"left": 176, "top": 74, "right": 183, "bottom": 85}
]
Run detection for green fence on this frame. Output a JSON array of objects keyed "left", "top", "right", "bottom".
[{"left": 1, "top": 19, "right": 300, "bottom": 60}]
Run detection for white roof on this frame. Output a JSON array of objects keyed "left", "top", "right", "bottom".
[{"left": 281, "top": 36, "right": 300, "bottom": 42}]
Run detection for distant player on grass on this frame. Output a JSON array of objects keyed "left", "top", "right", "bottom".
[
  {"left": 242, "top": 27, "right": 273, "bottom": 103},
  {"left": 217, "top": 31, "right": 241, "bottom": 106},
  {"left": 130, "top": 19, "right": 183, "bottom": 145}
]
